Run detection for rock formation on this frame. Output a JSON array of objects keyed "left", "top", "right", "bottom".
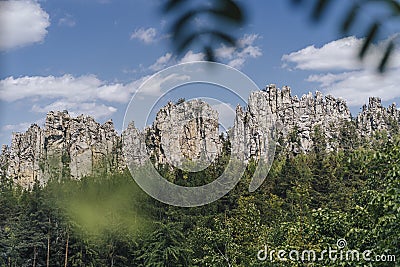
[
  {"left": 356, "top": 97, "right": 400, "bottom": 137},
  {"left": 148, "top": 100, "right": 222, "bottom": 167},
  {"left": 1, "top": 85, "right": 399, "bottom": 188},
  {"left": 1, "top": 110, "right": 122, "bottom": 188},
  {"left": 244, "top": 85, "right": 352, "bottom": 154}
]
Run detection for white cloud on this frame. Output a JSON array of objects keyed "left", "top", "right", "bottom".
[
  {"left": 307, "top": 69, "right": 400, "bottom": 106},
  {"left": 0, "top": 74, "right": 140, "bottom": 103},
  {"left": 240, "top": 45, "right": 262, "bottom": 58},
  {"left": 137, "top": 73, "right": 191, "bottom": 97},
  {"left": 149, "top": 52, "right": 173, "bottom": 71},
  {"left": 146, "top": 33, "right": 262, "bottom": 71},
  {"left": 179, "top": 51, "right": 205, "bottom": 63},
  {"left": 282, "top": 36, "right": 400, "bottom": 71},
  {"left": 2, "top": 122, "right": 33, "bottom": 132},
  {"left": 227, "top": 58, "right": 246, "bottom": 69},
  {"left": 283, "top": 36, "right": 400, "bottom": 106},
  {"left": 217, "top": 34, "right": 262, "bottom": 69},
  {"left": 1, "top": 118, "right": 45, "bottom": 136},
  {"left": 32, "top": 101, "right": 117, "bottom": 119},
  {"left": 215, "top": 45, "right": 235, "bottom": 60},
  {"left": 0, "top": 74, "right": 151, "bottom": 121},
  {"left": 58, "top": 14, "right": 76, "bottom": 27},
  {"left": 0, "top": 0, "right": 50, "bottom": 51},
  {"left": 282, "top": 37, "right": 363, "bottom": 71},
  {"left": 211, "top": 102, "right": 236, "bottom": 130},
  {"left": 238, "top": 34, "right": 259, "bottom": 47},
  {"left": 147, "top": 51, "right": 205, "bottom": 72},
  {"left": 130, "top": 27, "right": 157, "bottom": 44}
]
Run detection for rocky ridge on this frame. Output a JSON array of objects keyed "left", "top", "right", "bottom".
[
  {"left": 1, "top": 85, "right": 399, "bottom": 188},
  {"left": 1, "top": 111, "right": 123, "bottom": 188}
]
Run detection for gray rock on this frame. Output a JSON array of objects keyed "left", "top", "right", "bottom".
[
  {"left": 356, "top": 97, "right": 400, "bottom": 137},
  {"left": 1, "top": 85, "right": 399, "bottom": 188}
]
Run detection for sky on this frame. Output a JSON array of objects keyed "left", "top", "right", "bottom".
[{"left": 0, "top": 0, "right": 399, "bottom": 146}]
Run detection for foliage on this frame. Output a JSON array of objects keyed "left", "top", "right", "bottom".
[
  {"left": 163, "top": 0, "right": 399, "bottom": 72},
  {"left": 0, "top": 134, "right": 399, "bottom": 266},
  {"left": 162, "top": 0, "right": 246, "bottom": 61}
]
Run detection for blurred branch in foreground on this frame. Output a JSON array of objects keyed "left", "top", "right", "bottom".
[{"left": 164, "top": 0, "right": 400, "bottom": 72}]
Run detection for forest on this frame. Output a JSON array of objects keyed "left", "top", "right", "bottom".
[{"left": 0, "top": 127, "right": 399, "bottom": 266}]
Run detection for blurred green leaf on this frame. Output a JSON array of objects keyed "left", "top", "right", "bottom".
[
  {"left": 177, "top": 30, "right": 236, "bottom": 57},
  {"left": 164, "top": 0, "right": 246, "bottom": 61},
  {"left": 176, "top": 32, "right": 197, "bottom": 54},
  {"left": 388, "top": 0, "right": 400, "bottom": 14},
  {"left": 205, "top": 46, "right": 215, "bottom": 62},
  {"left": 214, "top": 0, "right": 245, "bottom": 23},
  {"left": 359, "top": 22, "right": 380, "bottom": 59},
  {"left": 163, "top": 0, "right": 186, "bottom": 13},
  {"left": 379, "top": 40, "right": 394, "bottom": 72},
  {"left": 290, "top": 0, "right": 305, "bottom": 5},
  {"left": 171, "top": 9, "right": 197, "bottom": 42},
  {"left": 209, "top": 30, "right": 236, "bottom": 46},
  {"left": 163, "top": 0, "right": 398, "bottom": 71},
  {"left": 312, "top": 0, "right": 332, "bottom": 21},
  {"left": 341, "top": 3, "right": 360, "bottom": 33}
]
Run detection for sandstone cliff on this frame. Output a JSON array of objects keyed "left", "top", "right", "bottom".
[
  {"left": 236, "top": 85, "right": 351, "bottom": 157},
  {"left": 1, "top": 86, "right": 399, "bottom": 188},
  {"left": 2, "top": 111, "right": 122, "bottom": 188},
  {"left": 356, "top": 97, "right": 400, "bottom": 137}
]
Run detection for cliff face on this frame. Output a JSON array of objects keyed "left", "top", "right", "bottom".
[
  {"left": 122, "top": 99, "right": 223, "bottom": 175},
  {"left": 237, "top": 85, "right": 351, "bottom": 156},
  {"left": 149, "top": 100, "right": 222, "bottom": 167},
  {"left": 5, "top": 124, "right": 44, "bottom": 188},
  {"left": 1, "top": 86, "right": 399, "bottom": 188},
  {"left": 2, "top": 111, "right": 123, "bottom": 188},
  {"left": 356, "top": 97, "right": 400, "bottom": 137}
]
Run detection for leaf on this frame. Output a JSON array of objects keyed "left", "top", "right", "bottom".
[
  {"left": 385, "top": 0, "right": 400, "bottom": 15},
  {"left": 312, "top": 0, "right": 332, "bottom": 21},
  {"left": 176, "top": 32, "right": 198, "bottom": 54},
  {"left": 359, "top": 22, "right": 380, "bottom": 59},
  {"left": 341, "top": 3, "right": 359, "bottom": 33},
  {"left": 177, "top": 30, "right": 236, "bottom": 57},
  {"left": 205, "top": 46, "right": 215, "bottom": 61},
  {"left": 163, "top": 0, "right": 245, "bottom": 62},
  {"left": 209, "top": 30, "right": 236, "bottom": 47},
  {"left": 215, "top": 0, "right": 245, "bottom": 23},
  {"left": 378, "top": 40, "right": 394, "bottom": 73},
  {"left": 290, "top": 0, "right": 304, "bottom": 5},
  {"left": 171, "top": 9, "right": 197, "bottom": 42},
  {"left": 163, "top": 0, "right": 186, "bottom": 13}
]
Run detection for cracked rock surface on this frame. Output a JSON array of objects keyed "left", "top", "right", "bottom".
[{"left": 1, "top": 86, "right": 399, "bottom": 188}]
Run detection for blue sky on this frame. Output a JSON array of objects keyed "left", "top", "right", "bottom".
[{"left": 0, "top": 0, "right": 399, "bottom": 145}]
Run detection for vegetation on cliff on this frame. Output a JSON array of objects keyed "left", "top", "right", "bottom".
[{"left": 1, "top": 126, "right": 399, "bottom": 266}]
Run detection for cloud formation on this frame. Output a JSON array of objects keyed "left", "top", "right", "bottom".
[
  {"left": 0, "top": 74, "right": 149, "bottom": 119},
  {"left": 0, "top": 0, "right": 50, "bottom": 51},
  {"left": 148, "top": 33, "right": 262, "bottom": 71},
  {"left": 307, "top": 70, "right": 400, "bottom": 106},
  {"left": 58, "top": 14, "right": 76, "bottom": 27},
  {"left": 130, "top": 27, "right": 157, "bottom": 44},
  {"left": 149, "top": 53, "right": 173, "bottom": 71},
  {"left": 179, "top": 51, "right": 205, "bottom": 63},
  {"left": 214, "top": 34, "right": 262, "bottom": 69},
  {"left": 282, "top": 37, "right": 364, "bottom": 71},
  {"left": 0, "top": 74, "right": 138, "bottom": 102},
  {"left": 32, "top": 101, "right": 118, "bottom": 119},
  {"left": 211, "top": 102, "right": 236, "bottom": 130},
  {"left": 0, "top": 29, "right": 263, "bottom": 133},
  {"left": 282, "top": 36, "right": 400, "bottom": 106},
  {"left": 2, "top": 122, "right": 34, "bottom": 133}
]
